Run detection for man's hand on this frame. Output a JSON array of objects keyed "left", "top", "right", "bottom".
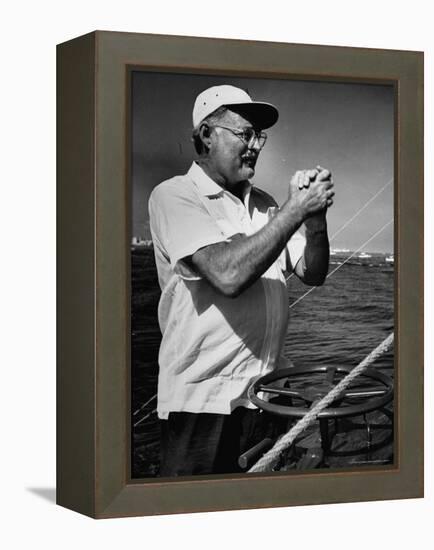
[
  {"left": 293, "top": 168, "right": 320, "bottom": 190},
  {"left": 287, "top": 166, "right": 333, "bottom": 285},
  {"left": 288, "top": 166, "right": 334, "bottom": 220}
]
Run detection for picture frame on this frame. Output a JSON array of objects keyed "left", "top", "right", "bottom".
[{"left": 57, "top": 30, "right": 423, "bottom": 518}]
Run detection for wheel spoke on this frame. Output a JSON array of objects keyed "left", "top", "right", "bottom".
[
  {"left": 344, "top": 389, "right": 388, "bottom": 398},
  {"left": 258, "top": 385, "right": 303, "bottom": 399}
]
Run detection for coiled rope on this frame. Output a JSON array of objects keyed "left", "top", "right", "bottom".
[{"left": 248, "top": 331, "right": 394, "bottom": 473}]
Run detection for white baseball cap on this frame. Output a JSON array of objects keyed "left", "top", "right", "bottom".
[{"left": 192, "top": 85, "right": 279, "bottom": 129}]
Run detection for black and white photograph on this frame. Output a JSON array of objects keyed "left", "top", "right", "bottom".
[
  {"left": 130, "top": 71, "right": 395, "bottom": 479},
  {"left": 5, "top": 0, "right": 429, "bottom": 542}
]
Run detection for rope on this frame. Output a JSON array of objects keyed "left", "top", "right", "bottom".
[
  {"left": 248, "top": 331, "right": 394, "bottom": 473},
  {"left": 288, "top": 219, "right": 393, "bottom": 308}
]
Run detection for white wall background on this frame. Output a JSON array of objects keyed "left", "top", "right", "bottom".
[{"left": 1, "top": 0, "right": 432, "bottom": 547}]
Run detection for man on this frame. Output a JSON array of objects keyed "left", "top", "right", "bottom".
[{"left": 148, "top": 84, "right": 334, "bottom": 476}]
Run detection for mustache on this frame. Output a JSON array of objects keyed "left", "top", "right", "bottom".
[{"left": 241, "top": 153, "right": 258, "bottom": 162}]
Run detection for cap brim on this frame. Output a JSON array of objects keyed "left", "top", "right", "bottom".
[{"left": 225, "top": 101, "right": 279, "bottom": 130}]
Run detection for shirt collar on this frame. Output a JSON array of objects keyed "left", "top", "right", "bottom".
[
  {"left": 188, "top": 161, "right": 224, "bottom": 196},
  {"left": 188, "top": 161, "right": 252, "bottom": 200}
]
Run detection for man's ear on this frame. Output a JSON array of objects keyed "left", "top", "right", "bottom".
[{"left": 199, "top": 123, "right": 212, "bottom": 150}]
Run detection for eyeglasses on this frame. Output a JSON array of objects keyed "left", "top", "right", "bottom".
[{"left": 211, "top": 124, "right": 267, "bottom": 149}]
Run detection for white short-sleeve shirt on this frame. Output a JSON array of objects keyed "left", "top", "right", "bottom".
[{"left": 148, "top": 162, "right": 306, "bottom": 419}]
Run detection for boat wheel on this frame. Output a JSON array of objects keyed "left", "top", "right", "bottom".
[
  {"left": 246, "top": 365, "right": 394, "bottom": 468},
  {"left": 248, "top": 365, "right": 393, "bottom": 419}
]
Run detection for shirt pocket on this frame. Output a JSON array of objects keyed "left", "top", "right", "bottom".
[{"left": 203, "top": 195, "right": 244, "bottom": 237}]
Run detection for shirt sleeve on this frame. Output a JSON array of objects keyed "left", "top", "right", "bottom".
[
  {"left": 285, "top": 230, "right": 306, "bottom": 272},
  {"left": 149, "top": 179, "right": 228, "bottom": 279}
]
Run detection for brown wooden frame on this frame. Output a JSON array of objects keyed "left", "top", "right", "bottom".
[{"left": 57, "top": 31, "right": 423, "bottom": 518}]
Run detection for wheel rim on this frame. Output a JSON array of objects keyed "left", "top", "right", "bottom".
[{"left": 248, "top": 365, "right": 393, "bottom": 419}]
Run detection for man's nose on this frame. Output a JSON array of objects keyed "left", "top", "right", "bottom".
[{"left": 248, "top": 136, "right": 261, "bottom": 151}]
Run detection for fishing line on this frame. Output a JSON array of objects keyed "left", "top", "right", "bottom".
[
  {"left": 288, "top": 219, "right": 393, "bottom": 309},
  {"left": 286, "top": 178, "right": 393, "bottom": 283},
  {"left": 329, "top": 178, "right": 392, "bottom": 242},
  {"left": 133, "top": 393, "right": 157, "bottom": 416}
]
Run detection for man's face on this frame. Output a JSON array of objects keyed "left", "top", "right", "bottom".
[{"left": 208, "top": 110, "right": 262, "bottom": 188}]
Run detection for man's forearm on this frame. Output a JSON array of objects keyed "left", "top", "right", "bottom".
[
  {"left": 190, "top": 199, "right": 305, "bottom": 297},
  {"left": 301, "top": 215, "right": 330, "bottom": 285}
]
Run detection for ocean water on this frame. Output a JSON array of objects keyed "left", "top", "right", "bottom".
[
  {"left": 131, "top": 248, "right": 394, "bottom": 477},
  {"left": 285, "top": 255, "right": 394, "bottom": 373}
]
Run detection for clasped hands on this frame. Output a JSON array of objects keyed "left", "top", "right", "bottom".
[{"left": 289, "top": 165, "right": 334, "bottom": 219}]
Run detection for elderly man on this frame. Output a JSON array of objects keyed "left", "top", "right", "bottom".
[{"left": 149, "top": 84, "right": 334, "bottom": 476}]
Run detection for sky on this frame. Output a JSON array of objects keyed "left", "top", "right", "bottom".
[{"left": 131, "top": 72, "right": 394, "bottom": 253}]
